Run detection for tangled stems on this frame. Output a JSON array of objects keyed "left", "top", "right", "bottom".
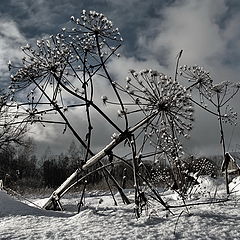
[
  {"left": 10, "top": 8, "right": 240, "bottom": 212},
  {"left": 101, "top": 68, "right": 195, "bottom": 194},
  {"left": 95, "top": 34, "right": 129, "bottom": 130},
  {"left": 9, "top": 10, "right": 139, "bottom": 210},
  {"left": 10, "top": 11, "right": 124, "bottom": 135}
]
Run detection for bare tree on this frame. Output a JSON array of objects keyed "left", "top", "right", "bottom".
[{"left": 0, "top": 90, "right": 26, "bottom": 150}]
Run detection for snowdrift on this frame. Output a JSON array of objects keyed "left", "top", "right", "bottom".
[
  {"left": 229, "top": 176, "right": 240, "bottom": 194},
  {"left": 0, "top": 190, "right": 69, "bottom": 217},
  {"left": 1, "top": 177, "right": 240, "bottom": 239}
]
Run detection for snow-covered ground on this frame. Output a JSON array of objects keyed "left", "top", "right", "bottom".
[{"left": 1, "top": 176, "right": 240, "bottom": 239}]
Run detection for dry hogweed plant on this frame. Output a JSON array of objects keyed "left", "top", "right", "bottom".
[
  {"left": 8, "top": 10, "right": 173, "bottom": 216},
  {"left": 109, "top": 69, "right": 194, "bottom": 195},
  {"left": 9, "top": 10, "right": 127, "bottom": 206},
  {"left": 180, "top": 65, "right": 240, "bottom": 194},
  {"left": 7, "top": 10, "right": 239, "bottom": 216}
]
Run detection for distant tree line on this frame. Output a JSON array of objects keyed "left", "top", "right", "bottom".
[
  {"left": 0, "top": 138, "right": 39, "bottom": 190},
  {"left": 0, "top": 139, "right": 144, "bottom": 192},
  {"left": 0, "top": 139, "right": 87, "bottom": 191},
  {"left": 0, "top": 137, "right": 223, "bottom": 193}
]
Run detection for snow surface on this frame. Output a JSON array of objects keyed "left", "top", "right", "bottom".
[
  {"left": 1, "top": 177, "right": 240, "bottom": 239},
  {"left": 229, "top": 176, "right": 240, "bottom": 194}
]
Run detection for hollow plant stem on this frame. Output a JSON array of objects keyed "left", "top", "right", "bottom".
[{"left": 217, "top": 92, "right": 229, "bottom": 194}]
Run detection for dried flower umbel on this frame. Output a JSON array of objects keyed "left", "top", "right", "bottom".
[
  {"left": 62, "top": 10, "right": 123, "bottom": 69},
  {"left": 180, "top": 65, "right": 240, "bottom": 195},
  {"left": 112, "top": 69, "right": 194, "bottom": 159},
  {"left": 11, "top": 10, "right": 123, "bottom": 91},
  {"left": 9, "top": 10, "right": 124, "bottom": 133},
  {"left": 12, "top": 38, "right": 68, "bottom": 86},
  {"left": 179, "top": 65, "right": 213, "bottom": 91},
  {"left": 179, "top": 66, "right": 239, "bottom": 125},
  {"left": 210, "top": 81, "right": 239, "bottom": 125}
]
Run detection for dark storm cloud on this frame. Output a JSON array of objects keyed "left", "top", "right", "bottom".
[
  {"left": 0, "top": 0, "right": 83, "bottom": 37},
  {"left": 0, "top": 0, "right": 173, "bottom": 54}
]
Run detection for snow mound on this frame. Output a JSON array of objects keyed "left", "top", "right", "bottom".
[
  {"left": 188, "top": 176, "right": 225, "bottom": 197},
  {"left": 0, "top": 190, "right": 70, "bottom": 217},
  {"left": 229, "top": 176, "right": 240, "bottom": 194}
]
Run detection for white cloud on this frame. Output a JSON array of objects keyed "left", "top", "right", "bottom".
[
  {"left": 0, "top": 19, "right": 26, "bottom": 82},
  {"left": 138, "top": 0, "right": 228, "bottom": 66}
]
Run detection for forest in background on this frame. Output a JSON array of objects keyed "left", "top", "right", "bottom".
[{"left": 0, "top": 138, "right": 222, "bottom": 194}]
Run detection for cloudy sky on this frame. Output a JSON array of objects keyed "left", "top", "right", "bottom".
[{"left": 1, "top": 0, "right": 240, "bottom": 157}]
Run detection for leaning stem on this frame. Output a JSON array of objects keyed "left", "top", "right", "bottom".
[
  {"left": 217, "top": 93, "right": 229, "bottom": 194},
  {"left": 130, "top": 136, "right": 141, "bottom": 217},
  {"left": 42, "top": 112, "right": 157, "bottom": 209}
]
